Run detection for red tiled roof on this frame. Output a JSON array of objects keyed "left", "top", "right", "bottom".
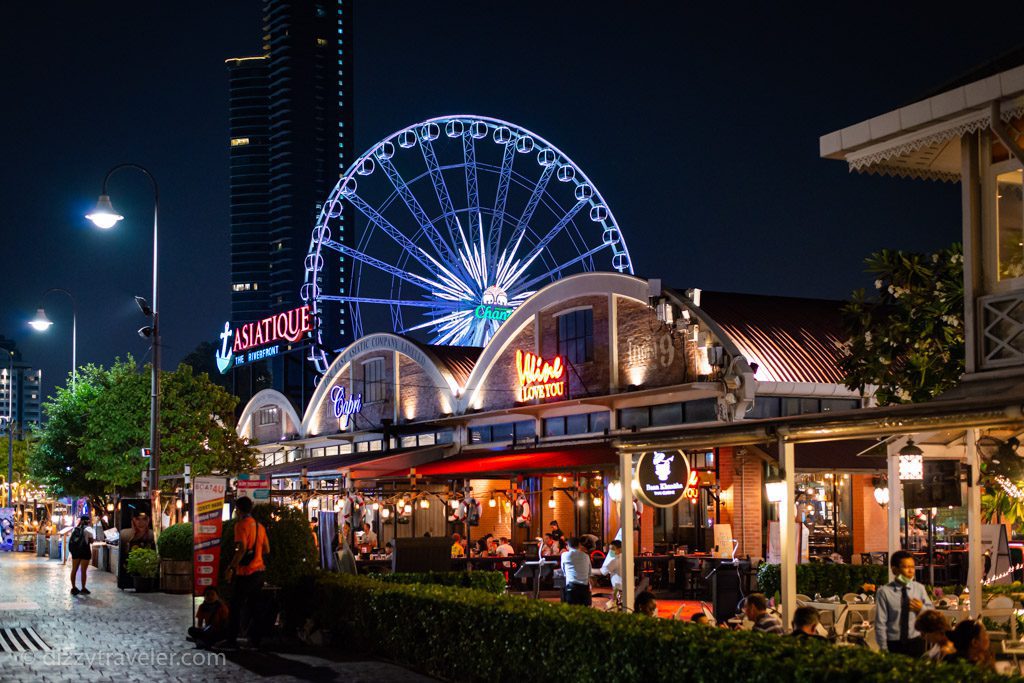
[
  {"left": 384, "top": 443, "right": 617, "bottom": 479},
  {"left": 427, "top": 344, "right": 482, "bottom": 388},
  {"left": 698, "top": 291, "right": 847, "bottom": 384}
]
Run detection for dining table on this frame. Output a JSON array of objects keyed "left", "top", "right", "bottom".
[{"left": 803, "top": 600, "right": 875, "bottom": 635}]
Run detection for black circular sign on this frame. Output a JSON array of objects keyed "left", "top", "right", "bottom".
[{"left": 634, "top": 450, "right": 691, "bottom": 508}]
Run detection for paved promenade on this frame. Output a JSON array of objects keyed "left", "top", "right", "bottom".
[{"left": 0, "top": 553, "right": 431, "bottom": 682}]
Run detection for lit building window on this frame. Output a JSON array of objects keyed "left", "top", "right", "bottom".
[
  {"left": 997, "top": 168, "right": 1024, "bottom": 280},
  {"left": 230, "top": 137, "right": 250, "bottom": 147},
  {"left": 257, "top": 406, "right": 280, "bottom": 426},
  {"left": 316, "top": 38, "right": 328, "bottom": 47}
]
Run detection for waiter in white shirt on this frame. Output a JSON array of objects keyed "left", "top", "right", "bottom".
[{"left": 560, "top": 537, "right": 593, "bottom": 606}]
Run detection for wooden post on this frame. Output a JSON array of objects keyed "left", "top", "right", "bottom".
[
  {"left": 620, "top": 450, "right": 635, "bottom": 613},
  {"left": 778, "top": 440, "right": 796, "bottom": 630}
]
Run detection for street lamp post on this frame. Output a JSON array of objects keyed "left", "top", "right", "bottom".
[
  {"left": 29, "top": 288, "right": 78, "bottom": 387},
  {"left": 86, "top": 163, "right": 161, "bottom": 534},
  {"left": 4, "top": 350, "right": 13, "bottom": 507}
]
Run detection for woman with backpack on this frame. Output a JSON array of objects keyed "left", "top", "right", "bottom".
[{"left": 69, "top": 514, "right": 95, "bottom": 595}]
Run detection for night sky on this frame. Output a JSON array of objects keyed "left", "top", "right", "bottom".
[{"left": 2, "top": 2, "right": 1021, "bottom": 402}]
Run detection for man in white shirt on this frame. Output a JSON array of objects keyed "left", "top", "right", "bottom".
[
  {"left": 600, "top": 539, "right": 623, "bottom": 592},
  {"left": 495, "top": 537, "right": 515, "bottom": 557},
  {"left": 360, "top": 522, "right": 377, "bottom": 549},
  {"left": 560, "top": 537, "right": 592, "bottom": 606},
  {"left": 540, "top": 533, "right": 558, "bottom": 557}
]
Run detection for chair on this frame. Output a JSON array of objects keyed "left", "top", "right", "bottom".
[
  {"left": 796, "top": 594, "right": 812, "bottom": 605},
  {"left": 983, "top": 596, "right": 1017, "bottom": 639},
  {"left": 842, "top": 593, "right": 860, "bottom": 604}
]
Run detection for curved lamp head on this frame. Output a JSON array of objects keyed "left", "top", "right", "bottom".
[
  {"left": 28, "top": 308, "right": 53, "bottom": 332},
  {"left": 85, "top": 194, "right": 124, "bottom": 229}
]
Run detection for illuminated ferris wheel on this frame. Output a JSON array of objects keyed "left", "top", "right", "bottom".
[{"left": 303, "top": 114, "right": 633, "bottom": 373}]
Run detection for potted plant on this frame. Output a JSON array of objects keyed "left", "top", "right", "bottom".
[
  {"left": 157, "top": 523, "right": 193, "bottom": 594},
  {"left": 126, "top": 547, "right": 160, "bottom": 593}
]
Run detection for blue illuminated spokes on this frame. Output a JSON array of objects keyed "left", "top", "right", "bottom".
[{"left": 304, "top": 115, "right": 633, "bottom": 361}]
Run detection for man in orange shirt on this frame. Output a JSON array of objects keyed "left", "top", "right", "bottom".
[{"left": 224, "top": 496, "right": 270, "bottom": 648}]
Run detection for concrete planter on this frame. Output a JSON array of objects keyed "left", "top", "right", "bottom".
[{"left": 160, "top": 559, "right": 192, "bottom": 594}]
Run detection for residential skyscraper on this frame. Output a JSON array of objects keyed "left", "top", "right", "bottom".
[
  {"left": 0, "top": 338, "right": 42, "bottom": 436},
  {"left": 225, "top": 0, "right": 354, "bottom": 414}
]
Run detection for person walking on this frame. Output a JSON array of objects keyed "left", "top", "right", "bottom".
[
  {"left": 874, "top": 550, "right": 933, "bottom": 656},
  {"left": 560, "top": 537, "right": 592, "bottom": 606},
  {"left": 224, "top": 497, "right": 270, "bottom": 649},
  {"left": 68, "top": 515, "right": 95, "bottom": 596}
]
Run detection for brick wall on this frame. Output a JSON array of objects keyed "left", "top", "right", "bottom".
[
  {"left": 717, "top": 447, "right": 764, "bottom": 558},
  {"left": 616, "top": 298, "right": 689, "bottom": 389},
  {"left": 538, "top": 294, "right": 610, "bottom": 399},
  {"left": 397, "top": 355, "right": 447, "bottom": 422},
  {"left": 468, "top": 479, "right": 513, "bottom": 543},
  {"left": 852, "top": 475, "right": 887, "bottom": 555},
  {"left": 479, "top": 323, "right": 536, "bottom": 411}
]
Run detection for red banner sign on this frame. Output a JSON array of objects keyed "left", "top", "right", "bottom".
[
  {"left": 515, "top": 349, "right": 566, "bottom": 401},
  {"left": 233, "top": 305, "right": 312, "bottom": 353},
  {"left": 192, "top": 476, "right": 227, "bottom": 595}
]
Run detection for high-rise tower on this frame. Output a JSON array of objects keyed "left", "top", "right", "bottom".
[{"left": 224, "top": 0, "right": 354, "bottom": 413}]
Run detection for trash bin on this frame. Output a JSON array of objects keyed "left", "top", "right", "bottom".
[
  {"left": 708, "top": 561, "right": 744, "bottom": 624},
  {"left": 49, "top": 536, "right": 62, "bottom": 560},
  {"left": 36, "top": 534, "right": 46, "bottom": 557},
  {"left": 91, "top": 543, "right": 108, "bottom": 572}
]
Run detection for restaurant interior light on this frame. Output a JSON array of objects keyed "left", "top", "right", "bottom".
[
  {"left": 380, "top": 507, "right": 391, "bottom": 519},
  {"left": 106, "top": 503, "right": 114, "bottom": 512},
  {"left": 403, "top": 504, "right": 413, "bottom": 514},
  {"left": 593, "top": 496, "right": 602, "bottom": 507},
  {"left": 547, "top": 495, "right": 556, "bottom": 509},
  {"left": 608, "top": 481, "right": 622, "bottom": 503},
  {"left": 175, "top": 499, "right": 182, "bottom": 509},
  {"left": 898, "top": 438, "right": 924, "bottom": 481},
  {"left": 764, "top": 477, "right": 786, "bottom": 504},
  {"left": 576, "top": 497, "right": 585, "bottom": 508},
  {"left": 372, "top": 502, "right": 379, "bottom": 511},
  {"left": 488, "top": 497, "right": 496, "bottom": 508},
  {"left": 873, "top": 486, "right": 889, "bottom": 506},
  {"left": 420, "top": 498, "right": 430, "bottom": 509}
]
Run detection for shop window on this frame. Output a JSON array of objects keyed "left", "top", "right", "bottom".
[
  {"left": 435, "top": 430, "right": 454, "bottom": 445},
  {"left": 545, "top": 411, "right": 609, "bottom": 436},
  {"left": 545, "top": 417, "right": 566, "bottom": 437},
  {"left": 566, "top": 413, "right": 589, "bottom": 434},
  {"left": 619, "top": 407, "right": 650, "bottom": 430},
  {"left": 469, "top": 421, "right": 533, "bottom": 444},
  {"left": 557, "top": 308, "right": 593, "bottom": 365},
  {"left": 683, "top": 399, "right": 718, "bottom": 423},
  {"left": 651, "top": 403, "right": 683, "bottom": 427},
  {"left": 997, "top": 168, "right": 1024, "bottom": 281},
  {"left": 590, "top": 411, "right": 610, "bottom": 432},
  {"left": 362, "top": 358, "right": 386, "bottom": 403},
  {"left": 400, "top": 436, "right": 417, "bottom": 448}
]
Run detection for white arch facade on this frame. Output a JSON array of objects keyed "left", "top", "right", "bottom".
[{"left": 238, "top": 388, "right": 304, "bottom": 441}]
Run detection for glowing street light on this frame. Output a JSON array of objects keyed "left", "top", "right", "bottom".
[
  {"left": 84, "top": 194, "right": 123, "bottom": 229},
  {"left": 28, "top": 289, "right": 77, "bottom": 386},
  {"left": 28, "top": 309, "right": 52, "bottom": 331}
]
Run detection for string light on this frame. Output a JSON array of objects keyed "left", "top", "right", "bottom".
[{"left": 420, "top": 498, "right": 430, "bottom": 509}]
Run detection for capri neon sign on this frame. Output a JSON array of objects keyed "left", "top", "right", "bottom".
[
  {"left": 330, "top": 385, "right": 362, "bottom": 430},
  {"left": 515, "top": 350, "right": 565, "bottom": 402}
]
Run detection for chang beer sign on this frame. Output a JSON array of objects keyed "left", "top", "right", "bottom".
[
  {"left": 215, "top": 305, "right": 313, "bottom": 374},
  {"left": 471, "top": 285, "right": 514, "bottom": 324}
]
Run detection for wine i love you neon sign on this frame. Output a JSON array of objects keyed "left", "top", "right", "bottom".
[{"left": 514, "top": 350, "right": 566, "bottom": 402}]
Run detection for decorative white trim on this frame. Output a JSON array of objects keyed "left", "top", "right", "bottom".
[{"left": 238, "top": 389, "right": 304, "bottom": 440}]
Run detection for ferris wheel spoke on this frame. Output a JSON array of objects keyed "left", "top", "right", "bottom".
[
  {"left": 463, "top": 135, "right": 481, "bottom": 235},
  {"left": 501, "top": 161, "right": 557, "bottom": 271},
  {"left": 377, "top": 155, "right": 460, "bottom": 267},
  {"left": 498, "top": 198, "right": 588, "bottom": 288},
  {"left": 318, "top": 295, "right": 462, "bottom": 310},
  {"left": 487, "top": 142, "right": 516, "bottom": 279},
  {"left": 419, "top": 138, "right": 472, "bottom": 267},
  {"left": 323, "top": 239, "right": 469, "bottom": 301},
  {"left": 509, "top": 242, "right": 611, "bottom": 296},
  {"left": 345, "top": 191, "right": 454, "bottom": 284}
]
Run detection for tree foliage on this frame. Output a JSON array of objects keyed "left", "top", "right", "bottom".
[
  {"left": 30, "top": 357, "right": 257, "bottom": 497},
  {"left": 839, "top": 243, "right": 965, "bottom": 405}
]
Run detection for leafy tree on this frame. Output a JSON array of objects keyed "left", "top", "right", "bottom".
[
  {"left": 29, "top": 364, "right": 109, "bottom": 501},
  {"left": 79, "top": 359, "right": 257, "bottom": 490},
  {"left": 839, "top": 243, "right": 965, "bottom": 405},
  {"left": 180, "top": 340, "right": 235, "bottom": 396}
]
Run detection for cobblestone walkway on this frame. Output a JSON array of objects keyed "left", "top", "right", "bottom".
[{"left": 0, "top": 553, "right": 432, "bottom": 682}]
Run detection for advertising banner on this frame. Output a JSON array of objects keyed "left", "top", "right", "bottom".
[
  {"left": 192, "top": 476, "right": 227, "bottom": 595},
  {"left": 237, "top": 476, "right": 271, "bottom": 505}
]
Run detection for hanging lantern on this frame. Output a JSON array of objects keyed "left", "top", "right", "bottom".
[
  {"left": 593, "top": 496, "right": 602, "bottom": 507},
  {"left": 420, "top": 498, "right": 430, "bottom": 509},
  {"left": 608, "top": 481, "right": 622, "bottom": 503},
  {"left": 372, "top": 502, "right": 380, "bottom": 511},
  {"left": 381, "top": 507, "right": 391, "bottom": 519},
  {"left": 764, "top": 476, "right": 786, "bottom": 504},
  {"left": 898, "top": 438, "right": 924, "bottom": 481},
  {"left": 488, "top": 497, "right": 496, "bottom": 508},
  {"left": 548, "top": 495, "right": 556, "bottom": 509},
  {"left": 404, "top": 504, "right": 413, "bottom": 515}
]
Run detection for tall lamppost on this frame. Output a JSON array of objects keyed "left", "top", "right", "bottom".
[
  {"left": 86, "top": 163, "right": 161, "bottom": 533},
  {"left": 4, "top": 349, "right": 13, "bottom": 507},
  {"left": 29, "top": 288, "right": 77, "bottom": 387}
]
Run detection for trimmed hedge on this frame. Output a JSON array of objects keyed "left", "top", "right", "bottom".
[
  {"left": 306, "top": 573, "right": 1009, "bottom": 682},
  {"left": 758, "top": 563, "right": 889, "bottom": 600},
  {"left": 372, "top": 571, "right": 506, "bottom": 594},
  {"left": 156, "top": 522, "right": 193, "bottom": 561}
]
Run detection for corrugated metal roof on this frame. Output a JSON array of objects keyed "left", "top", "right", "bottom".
[
  {"left": 427, "top": 344, "right": 482, "bottom": 388},
  {"left": 698, "top": 291, "right": 847, "bottom": 385}
]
